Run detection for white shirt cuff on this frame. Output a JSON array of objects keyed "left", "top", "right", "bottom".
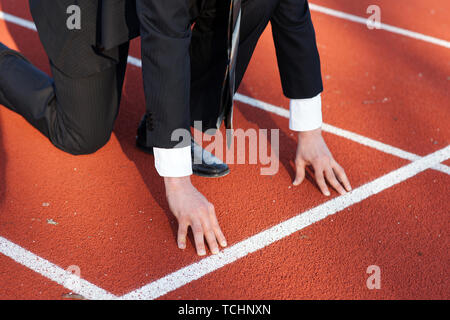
[
  {"left": 289, "top": 93, "right": 323, "bottom": 132},
  {"left": 153, "top": 146, "right": 193, "bottom": 177}
]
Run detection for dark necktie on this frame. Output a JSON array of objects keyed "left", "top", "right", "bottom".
[{"left": 217, "top": 0, "right": 242, "bottom": 146}]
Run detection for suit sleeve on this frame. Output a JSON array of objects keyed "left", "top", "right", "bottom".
[
  {"left": 136, "top": 0, "right": 192, "bottom": 149},
  {"left": 271, "top": 0, "right": 323, "bottom": 99}
]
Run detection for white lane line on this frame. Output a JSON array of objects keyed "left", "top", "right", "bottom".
[
  {"left": 128, "top": 58, "right": 450, "bottom": 174},
  {"left": 309, "top": 3, "right": 450, "bottom": 49},
  {"left": 2, "top": 4, "right": 449, "bottom": 50},
  {"left": 127, "top": 55, "right": 142, "bottom": 68},
  {"left": 121, "top": 145, "right": 450, "bottom": 300},
  {"left": 0, "top": 236, "right": 117, "bottom": 300},
  {"left": 0, "top": 11, "right": 36, "bottom": 31},
  {"left": 234, "top": 94, "right": 450, "bottom": 175}
]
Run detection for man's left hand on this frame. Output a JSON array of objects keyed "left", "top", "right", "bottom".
[{"left": 293, "top": 128, "right": 352, "bottom": 196}]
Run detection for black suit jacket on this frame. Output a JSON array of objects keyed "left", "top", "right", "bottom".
[
  {"left": 29, "top": 0, "right": 140, "bottom": 78},
  {"left": 29, "top": 0, "right": 207, "bottom": 149}
]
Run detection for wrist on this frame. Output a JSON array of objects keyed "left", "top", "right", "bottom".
[
  {"left": 298, "top": 128, "right": 322, "bottom": 140},
  {"left": 164, "top": 176, "right": 192, "bottom": 193}
]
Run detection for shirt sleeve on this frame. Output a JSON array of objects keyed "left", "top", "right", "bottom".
[
  {"left": 289, "top": 93, "right": 323, "bottom": 132},
  {"left": 153, "top": 146, "right": 193, "bottom": 177}
]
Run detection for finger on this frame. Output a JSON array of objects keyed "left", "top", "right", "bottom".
[
  {"left": 177, "top": 221, "right": 189, "bottom": 250},
  {"left": 314, "top": 165, "right": 330, "bottom": 196},
  {"left": 332, "top": 161, "right": 352, "bottom": 191},
  {"left": 191, "top": 222, "right": 206, "bottom": 256},
  {"left": 199, "top": 209, "right": 219, "bottom": 255},
  {"left": 293, "top": 159, "right": 306, "bottom": 186},
  {"left": 208, "top": 206, "right": 227, "bottom": 248},
  {"left": 212, "top": 220, "right": 227, "bottom": 248},
  {"left": 324, "top": 167, "right": 347, "bottom": 195},
  {"left": 203, "top": 226, "right": 220, "bottom": 255}
]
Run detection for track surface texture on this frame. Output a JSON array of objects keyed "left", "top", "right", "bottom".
[{"left": 0, "top": 0, "right": 448, "bottom": 300}]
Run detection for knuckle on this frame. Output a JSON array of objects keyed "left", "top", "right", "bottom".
[
  {"left": 196, "top": 240, "right": 205, "bottom": 247},
  {"left": 295, "top": 159, "right": 304, "bottom": 167},
  {"left": 316, "top": 172, "right": 325, "bottom": 179},
  {"left": 198, "top": 205, "right": 209, "bottom": 215},
  {"left": 313, "top": 155, "right": 324, "bottom": 162},
  {"left": 329, "top": 174, "right": 338, "bottom": 182},
  {"left": 192, "top": 223, "right": 203, "bottom": 233},
  {"left": 205, "top": 231, "right": 216, "bottom": 239},
  {"left": 311, "top": 156, "right": 321, "bottom": 164},
  {"left": 178, "top": 224, "right": 187, "bottom": 233},
  {"left": 313, "top": 162, "right": 325, "bottom": 171},
  {"left": 321, "top": 155, "right": 332, "bottom": 163},
  {"left": 207, "top": 203, "right": 215, "bottom": 212},
  {"left": 202, "top": 223, "right": 213, "bottom": 232},
  {"left": 194, "top": 231, "right": 204, "bottom": 239},
  {"left": 178, "top": 216, "right": 189, "bottom": 224},
  {"left": 212, "top": 220, "right": 221, "bottom": 230},
  {"left": 322, "top": 159, "right": 332, "bottom": 167}
]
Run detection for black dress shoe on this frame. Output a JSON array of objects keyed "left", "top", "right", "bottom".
[{"left": 136, "top": 114, "right": 230, "bottom": 178}]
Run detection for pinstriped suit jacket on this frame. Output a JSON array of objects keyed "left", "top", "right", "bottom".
[
  {"left": 28, "top": 0, "right": 209, "bottom": 149},
  {"left": 29, "top": 0, "right": 139, "bottom": 77}
]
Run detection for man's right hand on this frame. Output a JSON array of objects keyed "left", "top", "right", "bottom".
[{"left": 164, "top": 176, "right": 227, "bottom": 256}]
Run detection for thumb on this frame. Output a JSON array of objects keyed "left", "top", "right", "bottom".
[{"left": 293, "top": 159, "right": 306, "bottom": 186}]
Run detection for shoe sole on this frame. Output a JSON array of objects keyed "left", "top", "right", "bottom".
[{"left": 192, "top": 167, "right": 231, "bottom": 178}]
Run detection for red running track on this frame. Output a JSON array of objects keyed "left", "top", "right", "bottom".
[{"left": 0, "top": 0, "right": 448, "bottom": 299}]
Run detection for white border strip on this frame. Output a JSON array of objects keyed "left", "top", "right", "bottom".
[
  {"left": 0, "top": 11, "right": 36, "bottom": 31},
  {"left": 0, "top": 236, "right": 117, "bottom": 300},
  {"left": 121, "top": 145, "right": 450, "bottom": 300},
  {"left": 309, "top": 3, "right": 450, "bottom": 49}
]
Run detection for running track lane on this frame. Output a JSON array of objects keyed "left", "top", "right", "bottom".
[
  {"left": 0, "top": 1, "right": 448, "bottom": 298},
  {"left": 161, "top": 169, "right": 449, "bottom": 300}
]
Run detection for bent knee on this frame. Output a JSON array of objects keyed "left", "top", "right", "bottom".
[
  {"left": 75, "top": 138, "right": 110, "bottom": 155},
  {"left": 52, "top": 129, "right": 112, "bottom": 156}
]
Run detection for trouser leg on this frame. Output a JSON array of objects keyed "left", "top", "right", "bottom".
[
  {"left": 0, "top": 42, "right": 129, "bottom": 155},
  {"left": 190, "top": 0, "right": 279, "bottom": 130},
  {"left": 0, "top": 43, "right": 54, "bottom": 135},
  {"left": 233, "top": 0, "right": 281, "bottom": 88},
  {"left": 189, "top": 1, "right": 230, "bottom": 131}
]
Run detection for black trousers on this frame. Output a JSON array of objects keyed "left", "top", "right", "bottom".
[{"left": 0, "top": 43, "right": 130, "bottom": 155}]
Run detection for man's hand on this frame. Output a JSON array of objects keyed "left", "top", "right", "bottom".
[
  {"left": 293, "top": 128, "right": 352, "bottom": 196},
  {"left": 164, "top": 176, "right": 227, "bottom": 256}
]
